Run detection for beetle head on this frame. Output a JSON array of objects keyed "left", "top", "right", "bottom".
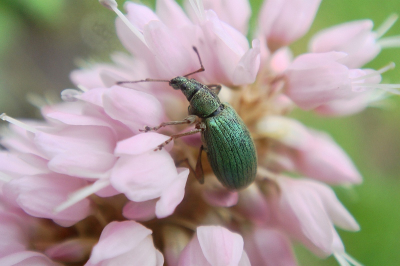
[{"left": 169, "top": 76, "right": 188, "bottom": 90}]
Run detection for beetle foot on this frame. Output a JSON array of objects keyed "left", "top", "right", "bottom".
[
  {"left": 139, "top": 125, "right": 158, "bottom": 132},
  {"left": 153, "top": 138, "right": 172, "bottom": 151}
]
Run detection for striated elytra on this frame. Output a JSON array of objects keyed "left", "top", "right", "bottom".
[{"left": 117, "top": 47, "right": 257, "bottom": 190}]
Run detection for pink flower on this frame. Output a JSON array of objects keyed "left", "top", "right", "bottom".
[
  {"left": 85, "top": 221, "right": 163, "bottom": 266},
  {"left": 256, "top": 116, "right": 361, "bottom": 184},
  {"left": 0, "top": 251, "right": 60, "bottom": 266},
  {"left": 1, "top": 0, "right": 398, "bottom": 265},
  {"left": 178, "top": 226, "right": 250, "bottom": 266},
  {"left": 309, "top": 20, "right": 380, "bottom": 68},
  {"left": 310, "top": 15, "right": 400, "bottom": 68},
  {"left": 275, "top": 176, "right": 359, "bottom": 256},
  {"left": 244, "top": 228, "right": 297, "bottom": 266},
  {"left": 283, "top": 51, "right": 383, "bottom": 110},
  {"left": 258, "top": 0, "right": 321, "bottom": 51}
]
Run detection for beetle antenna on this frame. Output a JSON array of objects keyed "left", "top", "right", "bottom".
[
  {"left": 117, "top": 78, "right": 170, "bottom": 85},
  {"left": 183, "top": 46, "right": 205, "bottom": 77}
]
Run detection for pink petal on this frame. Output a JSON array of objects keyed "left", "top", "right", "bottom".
[
  {"left": 314, "top": 90, "right": 373, "bottom": 116},
  {"left": 202, "top": 185, "right": 239, "bottom": 207},
  {"left": 5, "top": 173, "right": 91, "bottom": 227},
  {"left": 88, "top": 221, "right": 152, "bottom": 264},
  {"left": 305, "top": 181, "right": 360, "bottom": 231},
  {"left": 110, "top": 150, "right": 178, "bottom": 201},
  {"left": 236, "top": 184, "right": 270, "bottom": 225},
  {"left": 88, "top": 236, "right": 163, "bottom": 266},
  {"left": 277, "top": 177, "right": 334, "bottom": 253},
  {"left": 45, "top": 238, "right": 95, "bottom": 262},
  {"left": 48, "top": 151, "right": 116, "bottom": 179},
  {"left": 122, "top": 200, "right": 157, "bottom": 221},
  {"left": 125, "top": 2, "right": 159, "bottom": 31},
  {"left": 155, "top": 168, "right": 189, "bottom": 218},
  {"left": 0, "top": 212, "right": 29, "bottom": 257},
  {"left": 0, "top": 152, "right": 47, "bottom": 178},
  {"left": 270, "top": 47, "right": 293, "bottom": 73},
  {"left": 115, "top": 133, "right": 172, "bottom": 155},
  {"left": 156, "top": 0, "right": 192, "bottom": 29},
  {"left": 144, "top": 20, "right": 194, "bottom": 77},
  {"left": 284, "top": 52, "right": 353, "bottom": 110},
  {"left": 70, "top": 68, "right": 105, "bottom": 89},
  {"left": 245, "top": 228, "right": 297, "bottom": 266},
  {"left": 201, "top": 0, "right": 251, "bottom": 34},
  {"left": 78, "top": 88, "right": 108, "bottom": 107},
  {"left": 178, "top": 233, "right": 211, "bottom": 266},
  {"left": 295, "top": 130, "right": 362, "bottom": 184},
  {"left": 103, "top": 86, "right": 164, "bottom": 133},
  {"left": 259, "top": 0, "right": 321, "bottom": 50},
  {"left": 197, "top": 226, "right": 244, "bottom": 266},
  {"left": 232, "top": 39, "right": 261, "bottom": 85},
  {"left": 34, "top": 126, "right": 116, "bottom": 159},
  {"left": 256, "top": 116, "right": 313, "bottom": 150},
  {"left": 309, "top": 20, "right": 380, "bottom": 68},
  {"left": 0, "top": 251, "right": 60, "bottom": 266}
]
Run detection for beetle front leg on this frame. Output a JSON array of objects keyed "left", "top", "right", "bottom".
[
  {"left": 154, "top": 122, "right": 206, "bottom": 151},
  {"left": 140, "top": 115, "right": 197, "bottom": 132}
]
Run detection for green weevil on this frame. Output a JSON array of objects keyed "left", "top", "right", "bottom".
[{"left": 117, "top": 47, "right": 257, "bottom": 190}]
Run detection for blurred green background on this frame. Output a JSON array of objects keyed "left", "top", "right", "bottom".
[{"left": 0, "top": 0, "right": 399, "bottom": 265}]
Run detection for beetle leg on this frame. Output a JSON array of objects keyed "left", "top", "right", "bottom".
[
  {"left": 195, "top": 145, "right": 205, "bottom": 184},
  {"left": 207, "top": 84, "right": 222, "bottom": 95},
  {"left": 154, "top": 122, "right": 206, "bottom": 151},
  {"left": 140, "top": 115, "right": 197, "bottom": 132},
  {"left": 176, "top": 158, "right": 204, "bottom": 184}
]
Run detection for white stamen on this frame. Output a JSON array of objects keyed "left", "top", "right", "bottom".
[
  {"left": 334, "top": 252, "right": 364, "bottom": 266},
  {"left": 26, "top": 93, "right": 48, "bottom": 109},
  {"left": 189, "top": 0, "right": 206, "bottom": 22},
  {"left": 375, "top": 14, "right": 398, "bottom": 39},
  {"left": 61, "top": 89, "right": 82, "bottom": 102},
  {"left": 351, "top": 62, "right": 395, "bottom": 82},
  {"left": 54, "top": 179, "right": 110, "bottom": 213},
  {"left": 77, "top": 84, "right": 89, "bottom": 92},
  {"left": 0, "top": 113, "right": 37, "bottom": 133},
  {"left": 99, "top": 0, "right": 146, "bottom": 45},
  {"left": 99, "top": 0, "right": 117, "bottom": 10},
  {"left": 377, "top": 35, "right": 400, "bottom": 48},
  {"left": 357, "top": 83, "right": 400, "bottom": 95}
]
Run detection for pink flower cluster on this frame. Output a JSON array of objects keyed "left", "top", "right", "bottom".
[{"left": 1, "top": 0, "right": 399, "bottom": 265}]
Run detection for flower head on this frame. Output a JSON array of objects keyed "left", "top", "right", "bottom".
[{"left": 1, "top": 0, "right": 399, "bottom": 265}]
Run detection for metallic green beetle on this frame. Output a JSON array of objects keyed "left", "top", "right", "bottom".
[{"left": 118, "top": 47, "right": 257, "bottom": 190}]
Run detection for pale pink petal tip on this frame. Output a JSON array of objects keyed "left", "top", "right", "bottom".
[
  {"left": 178, "top": 226, "right": 249, "bottom": 266},
  {"left": 245, "top": 228, "right": 297, "bottom": 266},
  {"left": 86, "top": 221, "right": 163, "bottom": 266},
  {"left": 115, "top": 132, "right": 173, "bottom": 156},
  {"left": 110, "top": 150, "right": 177, "bottom": 201},
  {"left": 295, "top": 131, "right": 362, "bottom": 184},
  {"left": 283, "top": 51, "right": 355, "bottom": 110},
  {"left": 277, "top": 176, "right": 359, "bottom": 254},
  {"left": 259, "top": 0, "right": 322, "bottom": 50},
  {"left": 155, "top": 168, "right": 189, "bottom": 218},
  {"left": 310, "top": 19, "right": 380, "bottom": 68},
  {"left": 122, "top": 200, "right": 157, "bottom": 221},
  {"left": 45, "top": 239, "right": 95, "bottom": 263},
  {"left": 202, "top": 186, "right": 239, "bottom": 207},
  {"left": 201, "top": 0, "right": 251, "bottom": 34},
  {"left": 0, "top": 251, "right": 60, "bottom": 266},
  {"left": 103, "top": 86, "right": 164, "bottom": 133}
]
